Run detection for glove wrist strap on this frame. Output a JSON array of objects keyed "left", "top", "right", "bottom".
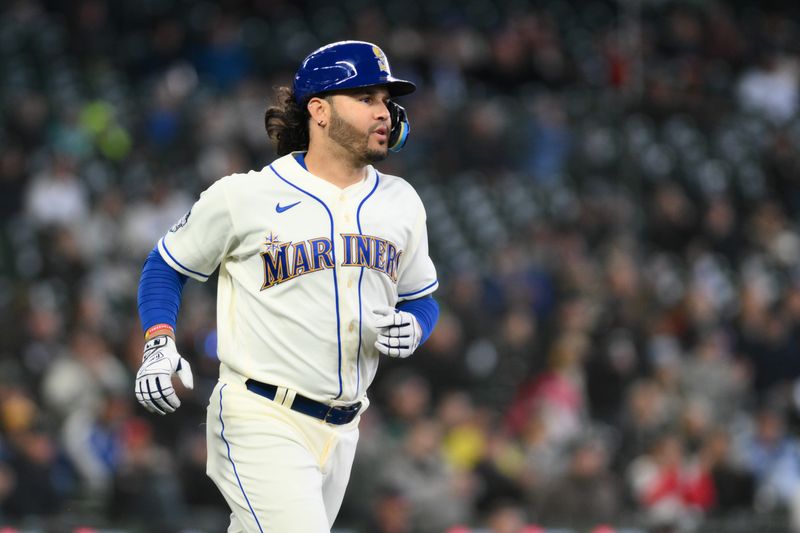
[{"left": 144, "top": 323, "right": 175, "bottom": 341}]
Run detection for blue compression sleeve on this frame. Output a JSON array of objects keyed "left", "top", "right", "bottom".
[
  {"left": 137, "top": 246, "right": 188, "bottom": 332},
  {"left": 397, "top": 295, "right": 440, "bottom": 344}
]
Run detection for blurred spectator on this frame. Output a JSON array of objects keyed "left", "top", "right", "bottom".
[
  {"left": 483, "top": 501, "right": 533, "bottom": 533},
  {"left": 440, "top": 391, "right": 487, "bottom": 472},
  {"left": 517, "top": 409, "right": 562, "bottom": 508},
  {"left": 380, "top": 418, "right": 474, "bottom": 533},
  {"left": 1, "top": 425, "right": 65, "bottom": 520},
  {"left": 734, "top": 407, "right": 800, "bottom": 517},
  {"left": 737, "top": 54, "right": 799, "bottom": 124},
  {"left": 764, "top": 130, "right": 800, "bottom": 218},
  {"left": 408, "top": 311, "right": 472, "bottom": 398},
  {"left": 61, "top": 391, "right": 131, "bottom": 498},
  {"left": 700, "top": 195, "right": 743, "bottom": 263},
  {"left": 537, "top": 435, "right": 622, "bottom": 528},
  {"left": 120, "top": 182, "right": 193, "bottom": 259},
  {"left": 506, "top": 331, "right": 590, "bottom": 447},
  {"left": 680, "top": 329, "right": 749, "bottom": 424},
  {"left": 0, "top": 146, "right": 27, "bottom": 222},
  {"left": 647, "top": 336, "right": 684, "bottom": 430},
  {"left": 481, "top": 306, "right": 539, "bottom": 408},
  {"left": 696, "top": 428, "right": 754, "bottom": 515},
  {"left": 78, "top": 188, "right": 127, "bottom": 260},
  {"left": 21, "top": 299, "right": 65, "bottom": 380},
  {"left": 617, "top": 379, "right": 673, "bottom": 469},
  {"left": 456, "top": 99, "right": 514, "bottom": 174},
  {"left": 24, "top": 154, "right": 88, "bottom": 229},
  {"left": 364, "top": 485, "right": 413, "bottom": 533},
  {"left": 627, "top": 432, "right": 707, "bottom": 531},
  {"left": 586, "top": 329, "right": 639, "bottom": 425},
  {"left": 471, "top": 430, "right": 527, "bottom": 515},
  {"left": 41, "top": 328, "right": 129, "bottom": 421},
  {"left": 110, "top": 418, "right": 185, "bottom": 531},
  {"left": 446, "top": 271, "right": 493, "bottom": 343},
  {"left": 193, "top": 15, "right": 252, "bottom": 90},
  {"left": 647, "top": 182, "right": 698, "bottom": 255},
  {"left": 377, "top": 369, "right": 432, "bottom": 445},
  {"left": 178, "top": 427, "right": 223, "bottom": 510},
  {"left": 520, "top": 93, "right": 571, "bottom": 185},
  {"left": 737, "top": 275, "right": 800, "bottom": 398},
  {"left": 0, "top": 460, "right": 14, "bottom": 524}
]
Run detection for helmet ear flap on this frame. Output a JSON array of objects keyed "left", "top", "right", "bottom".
[{"left": 387, "top": 101, "right": 410, "bottom": 152}]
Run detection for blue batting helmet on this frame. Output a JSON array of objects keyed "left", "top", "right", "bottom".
[{"left": 293, "top": 41, "right": 416, "bottom": 103}]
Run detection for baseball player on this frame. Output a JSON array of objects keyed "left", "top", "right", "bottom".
[{"left": 135, "top": 40, "right": 439, "bottom": 532}]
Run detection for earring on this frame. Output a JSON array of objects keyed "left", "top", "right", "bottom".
[{"left": 317, "top": 120, "right": 325, "bottom": 127}]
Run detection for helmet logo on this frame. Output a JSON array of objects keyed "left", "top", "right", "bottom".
[{"left": 372, "top": 45, "right": 389, "bottom": 74}]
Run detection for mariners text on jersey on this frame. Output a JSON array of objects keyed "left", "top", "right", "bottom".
[{"left": 260, "top": 233, "right": 402, "bottom": 290}]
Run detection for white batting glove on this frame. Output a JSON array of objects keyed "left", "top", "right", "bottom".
[
  {"left": 135, "top": 335, "right": 193, "bottom": 415},
  {"left": 373, "top": 306, "right": 422, "bottom": 358}
]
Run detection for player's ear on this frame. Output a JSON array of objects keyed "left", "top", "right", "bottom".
[{"left": 307, "top": 96, "right": 329, "bottom": 128}]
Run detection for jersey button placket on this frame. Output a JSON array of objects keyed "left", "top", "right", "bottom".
[
  {"left": 341, "top": 195, "right": 356, "bottom": 290},
  {"left": 333, "top": 192, "right": 357, "bottom": 398}
]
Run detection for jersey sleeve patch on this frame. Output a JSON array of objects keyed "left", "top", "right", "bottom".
[{"left": 169, "top": 209, "right": 192, "bottom": 232}]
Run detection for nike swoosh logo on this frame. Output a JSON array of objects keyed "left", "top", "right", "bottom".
[{"left": 275, "top": 201, "right": 301, "bottom": 213}]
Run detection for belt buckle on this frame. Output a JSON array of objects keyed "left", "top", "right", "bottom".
[
  {"left": 323, "top": 405, "right": 338, "bottom": 424},
  {"left": 323, "top": 402, "right": 361, "bottom": 424}
]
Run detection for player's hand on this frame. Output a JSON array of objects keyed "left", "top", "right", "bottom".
[
  {"left": 135, "top": 335, "right": 194, "bottom": 415},
  {"left": 373, "top": 306, "right": 422, "bottom": 358}
]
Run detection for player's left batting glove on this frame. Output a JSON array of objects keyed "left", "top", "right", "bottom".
[
  {"left": 373, "top": 306, "right": 422, "bottom": 358},
  {"left": 135, "top": 335, "right": 194, "bottom": 415}
]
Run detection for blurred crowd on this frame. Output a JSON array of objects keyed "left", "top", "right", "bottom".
[{"left": 2, "top": 0, "right": 800, "bottom": 532}]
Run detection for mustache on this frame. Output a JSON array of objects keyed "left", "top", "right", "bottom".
[{"left": 369, "top": 122, "right": 388, "bottom": 134}]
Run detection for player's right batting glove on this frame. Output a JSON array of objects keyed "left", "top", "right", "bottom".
[
  {"left": 373, "top": 306, "right": 422, "bottom": 358},
  {"left": 135, "top": 335, "right": 194, "bottom": 415}
]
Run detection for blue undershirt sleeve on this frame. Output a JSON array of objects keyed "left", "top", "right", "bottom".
[
  {"left": 397, "top": 295, "right": 440, "bottom": 345},
  {"left": 137, "top": 246, "right": 188, "bottom": 332}
]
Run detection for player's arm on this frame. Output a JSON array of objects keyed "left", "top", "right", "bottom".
[
  {"left": 134, "top": 178, "right": 234, "bottom": 414},
  {"left": 374, "top": 192, "right": 439, "bottom": 358},
  {"left": 397, "top": 295, "right": 439, "bottom": 342},
  {"left": 134, "top": 246, "right": 194, "bottom": 415},
  {"left": 374, "top": 295, "right": 440, "bottom": 358}
]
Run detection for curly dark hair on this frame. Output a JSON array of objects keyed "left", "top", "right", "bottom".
[{"left": 264, "top": 87, "right": 311, "bottom": 156}]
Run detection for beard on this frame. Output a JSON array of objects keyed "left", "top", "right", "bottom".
[{"left": 328, "top": 106, "right": 388, "bottom": 164}]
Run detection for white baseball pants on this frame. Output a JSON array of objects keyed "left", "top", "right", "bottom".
[{"left": 206, "top": 379, "right": 360, "bottom": 532}]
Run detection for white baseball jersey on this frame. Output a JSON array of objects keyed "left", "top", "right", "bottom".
[{"left": 158, "top": 152, "right": 438, "bottom": 405}]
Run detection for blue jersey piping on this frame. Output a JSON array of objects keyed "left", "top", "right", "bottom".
[
  {"left": 159, "top": 237, "right": 211, "bottom": 279},
  {"left": 355, "top": 171, "right": 380, "bottom": 393},
  {"left": 268, "top": 164, "right": 344, "bottom": 399},
  {"left": 398, "top": 279, "right": 438, "bottom": 298},
  {"left": 218, "top": 384, "right": 264, "bottom": 532}
]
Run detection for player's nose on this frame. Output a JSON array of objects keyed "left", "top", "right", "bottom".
[{"left": 374, "top": 102, "right": 390, "bottom": 122}]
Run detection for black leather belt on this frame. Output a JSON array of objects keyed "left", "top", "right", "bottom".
[{"left": 245, "top": 379, "right": 362, "bottom": 425}]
